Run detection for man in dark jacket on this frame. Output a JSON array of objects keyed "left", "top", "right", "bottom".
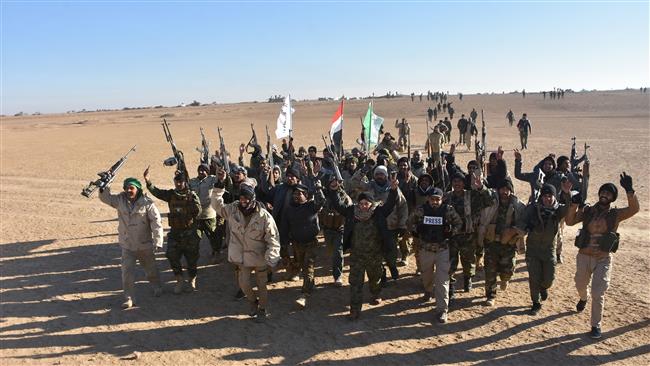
[
  {"left": 264, "top": 167, "right": 302, "bottom": 278},
  {"left": 280, "top": 183, "right": 325, "bottom": 308}
]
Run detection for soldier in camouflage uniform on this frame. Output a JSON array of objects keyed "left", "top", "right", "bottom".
[
  {"left": 351, "top": 163, "right": 408, "bottom": 282},
  {"left": 326, "top": 177, "right": 399, "bottom": 320},
  {"left": 409, "top": 187, "right": 463, "bottom": 323},
  {"left": 444, "top": 171, "right": 495, "bottom": 299},
  {"left": 477, "top": 178, "right": 526, "bottom": 306},
  {"left": 189, "top": 164, "right": 222, "bottom": 264},
  {"left": 144, "top": 168, "right": 201, "bottom": 294},
  {"left": 523, "top": 184, "right": 570, "bottom": 315}
]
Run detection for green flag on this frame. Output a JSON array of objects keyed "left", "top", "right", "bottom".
[{"left": 362, "top": 101, "right": 384, "bottom": 150}]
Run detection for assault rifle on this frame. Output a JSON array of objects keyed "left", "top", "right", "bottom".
[
  {"left": 81, "top": 146, "right": 136, "bottom": 197},
  {"left": 322, "top": 134, "right": 343, "bottom": 181},
  {"left": 570, "top": 136, "right": 588, "bottom": 174},
  {"left": 217, "top": 127, "right": 231, "bottom": 174},
  {"left": 478, "top": 110, "right": 487, "bottom": 173},
  {"left": 196, "top": 127, "right": 210, "bottom": 165},
  {"left": 247, "top": 123, "right": 259, "bottom": 153},
  {"left": 265, "top": 125, "right": 274, "bottom": 169},
  {"left": 581, "top": 142, "right": 590, "bottom": 204},
  {"left": 162, "top": 119, "right": 189, "bottom": 183}
]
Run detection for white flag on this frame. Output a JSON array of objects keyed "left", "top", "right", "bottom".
[{"left": 275, "top": 94, "right": 294, "bottom": 139}]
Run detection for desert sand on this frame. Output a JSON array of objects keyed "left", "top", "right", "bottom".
[{"left": 1, "top": 90, "right": 649, "bottom": 365}]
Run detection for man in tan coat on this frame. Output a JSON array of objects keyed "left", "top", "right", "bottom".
[
  {"left": 99, "top": 177, "right": 163, "bottom": 309},
  {"left": 212, "top": 181, "right": 280, "bottom": 322}
]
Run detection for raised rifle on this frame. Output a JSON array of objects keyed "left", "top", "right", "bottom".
[
  {"left": 196, "top": 127, "right": 210, "bottom": 165},
  {"left": 570, "top": 136, "right": 587, "bottom": 174},
  {"left": 265, "top": 125, "right": 274, "bottom": 169},
  {"left": 406, "top": 122, "right": 411, "bottom": 161},
  {"left": 81, "top": 145, "right": 136, "bottom": 197},
  {"left": 162, "top": 119, "right": 189, "bottom": 184},
  {"left": 581, "top": 142, "right": 590, "bottom": 204},
  {"left": 322, "top": 134, "right": 343, "bottom": 181},
  {"left": 479, "top": 109, "right": 487, "bottom": 173},
  {"left": 217, "top": 127, "right": 231, "bottom": 174},
  {"left": 247, "top": 123, "right": 259, "bottom": 152}
]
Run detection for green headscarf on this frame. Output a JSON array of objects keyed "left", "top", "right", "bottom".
[{"left": 123, "top": 177, "right": 142, "bottom": 190}]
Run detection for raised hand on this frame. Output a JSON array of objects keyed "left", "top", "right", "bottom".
[
  {"left": 620, "top": 172, "right": 634, "bottom": 193},
  {"left": 143, "top": 166, "right": 151, "bottom": 183},
  {"left": 390, "top": 174, "right": 399, "bottom": 190},
  {"left": 514, "top": 149, "right": 522, "bottom": 161}
]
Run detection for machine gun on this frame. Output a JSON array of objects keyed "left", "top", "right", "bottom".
[
  {"left": 265, "top": 125, "right": 275, "bottom": 169},
  {"left": 478, "top": 109, "right": 487, "bottom": 173},
  {"left": 162, "top": 119, "right": 189, "bottom": 183},
  {"left": 322, "top": 134, "right": 343, "bottom": 181},
  {"left": 81, "top": 146, "right": 136, "bottom": 197},
  {"left": 196, "top": 127, "right": 210, "bottom": 165},
  {"left": 217, "top": 127, "right": 231, "bottom": 174}
]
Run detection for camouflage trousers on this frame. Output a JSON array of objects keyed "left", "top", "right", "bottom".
[
  {"left": 484, "top": 241, "right": 516, "bottom": 299},
  {"left": 349, "top": 253, "right": 383, "bottom": 312},
  {"left": 196, "top": 217, "right": 225, "bottom": 254},
  {"left": 398, "top": 231, "right": 413, "bottom": 261},
  {"left": 293, "top": 240, "right": 317, "bottom": 294},
  {"left": 526, "top": 245, "right": 557, "bottom": 304},
  {"left": 449, "top": 233, "right": 478, "bottom": 278},
  {"left": 166, "top": 229, "right": 201, "bottom": 278}
]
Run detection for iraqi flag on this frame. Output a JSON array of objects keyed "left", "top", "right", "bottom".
[{"left": 330, "top": 99, "right": 343, "bottom": 155}]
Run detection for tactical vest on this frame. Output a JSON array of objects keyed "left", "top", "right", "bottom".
[
  {"left": 575, "top": 205, "right": 619, "bottom": 252},
  {"left": 417, "top": 204, "right": 448, "bottom": 244},
  {"left": 168, "top": 192, "right": 195, "bottom": 230}
]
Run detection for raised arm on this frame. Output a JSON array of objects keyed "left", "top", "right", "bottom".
[
  {"left": 616, "top": 172, "right": 640, "bottom": 223},
  {"left": 98, "top": 185, "right": 120, "bottom": 208}
]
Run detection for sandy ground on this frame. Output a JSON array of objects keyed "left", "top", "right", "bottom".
[{"left": 1, "top": 90, "right": 649, "bottom": 365}]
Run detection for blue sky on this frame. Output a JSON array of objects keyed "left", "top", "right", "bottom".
[{"left": 2, "top": 1, "right": 648, "bottom": 114}]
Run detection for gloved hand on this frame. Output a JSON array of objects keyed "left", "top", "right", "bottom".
[{"left": 620, "top": 172, "right": 634, "bottom": 193}]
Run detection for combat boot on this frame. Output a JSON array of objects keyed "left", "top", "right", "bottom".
[
  {"left": 529, "top": 302, "right": 542, "bottom": 316},
  {"left": 448, "top": 282, "right": 455, "bottom": 301},
  {"left": 255, "top": 308, "right": 268, "bottom": 323},
  {"left": 186, "top": 276, "right": 197, "bottom": 292},
  {"left": 296, "top": 295, "right": 307, "bottom": 309},
  {"left": 121, "top": 297, "right": 134, "bottom": 309},
  {"left": 173, "top": 275, "right": 185, "bottom": 295},
  {"left": 500, "top": 280, "right": 509, "bottom": 291},
  {"left": 463, "top": 276, "right": 472, "bottom": 292}
]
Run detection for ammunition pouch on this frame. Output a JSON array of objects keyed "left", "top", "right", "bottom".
[
  {"left": 574, "top": 229, "right": 589, "bottom": 249},
  {"left": 597, "top": 232, "right": 620, "bottom": 253}
]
